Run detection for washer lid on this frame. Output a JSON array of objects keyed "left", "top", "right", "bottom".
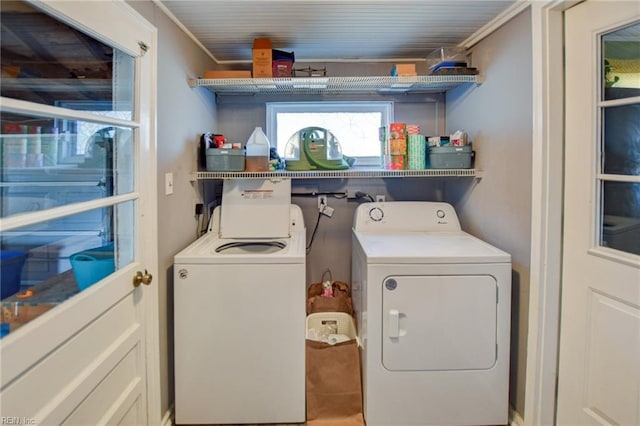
[
  {"left": 353, "top": 231, "right": 511, "bottom": 264},
  {"left": 214, "top": 240, "right": 287, "bottom": 254},
  {"left": 174, "top": 232, "right": 305, "bottom": 264}
]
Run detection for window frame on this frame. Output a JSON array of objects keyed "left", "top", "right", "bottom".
[{"left": 266, "top": 101, "right": 394, "bottom": 167}]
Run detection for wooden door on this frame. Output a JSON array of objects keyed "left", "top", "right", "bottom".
[
  {"left": 0, "top": 1, "right": 160, "bottom": 424},
  {"left": 557, "top": 2, "right": 640, "bottom": 424}
]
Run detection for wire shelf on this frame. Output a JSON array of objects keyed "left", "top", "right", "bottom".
[
  {"left": 192, "top": 168, "right": 479, "bottom": 180},
  {"left": 189, "top": 75, "right": 478, "bottom": 95}
]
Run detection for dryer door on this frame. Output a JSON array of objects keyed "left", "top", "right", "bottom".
[{"left": 382, "top": 275, "right": 497, "bottom": 371}]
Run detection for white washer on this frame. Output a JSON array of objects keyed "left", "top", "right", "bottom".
[
  {"left": 173, "top": 200, "right": 306, "bottom": 424},
  {"left": 352, "top": 201, "right": 512, "bottom": 426}
]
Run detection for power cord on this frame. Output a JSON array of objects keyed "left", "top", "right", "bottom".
[
  {"left": 355, "top": 191, "right": 375, "bottom": 202},
  {"left": 306, "top": 210, "right": 323, "bottom": 254}
]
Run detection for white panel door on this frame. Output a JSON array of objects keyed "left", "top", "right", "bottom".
[
  {"left": 0, "top": 1, "right": 159, "bottom": 424},
  {"left": 558, "top": 2, "right": 640, "bottom": 425}
]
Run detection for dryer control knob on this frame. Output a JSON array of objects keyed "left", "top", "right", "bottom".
[
  {"left": 369, "top": 207, "right": 384, "bottom": 221},
  {"left": 436, "top": 209, "right": 446, "bottom": 218}
]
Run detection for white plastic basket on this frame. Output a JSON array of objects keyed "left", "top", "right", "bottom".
[{"left": 306, "top": 312, "right": 359, "bottom": 346}]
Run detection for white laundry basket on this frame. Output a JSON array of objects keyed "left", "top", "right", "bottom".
[{"left": 306, "top": 312, "right": 359, "bottom": 345}]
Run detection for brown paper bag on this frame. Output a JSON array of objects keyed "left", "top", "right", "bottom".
[
  {"left": 306, "top": 339, "right": 364, "bottom": 425},
  {"left": 307, "top": 281, "right": 354, "bottom": 315}
]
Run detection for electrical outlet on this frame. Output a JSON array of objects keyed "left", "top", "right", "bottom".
[
  {"left": 317, "top": 195, "right": 327, "bottom": 211},
  {"left": 375, "top": 194, "right": 386, "bottom": 202}
]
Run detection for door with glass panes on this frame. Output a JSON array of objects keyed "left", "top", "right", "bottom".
[
  {"left": 558, "top": 2, "right": 640, "bottom": 425},
  {"left": 0, "top": 1, "right": 159, "bottom": 424}
]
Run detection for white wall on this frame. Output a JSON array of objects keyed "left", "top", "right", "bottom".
[
  {"left": 446, "top": 9, "right": 533, "bottom": 417},
  {"left": 126, "top": 1, "right": 217, "bottom": 418}
]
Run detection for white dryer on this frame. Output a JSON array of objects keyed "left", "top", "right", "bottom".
[
  {"left": 173, "top": 179, "right": 306, "bottom": 425},
  {"left": 351, "top": 201, "right": 512, "bottom": 426}
]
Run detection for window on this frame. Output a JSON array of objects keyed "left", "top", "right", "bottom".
[
  {"left": 598, "top": 22, "right": 640, "bottom": 256},
  {"left": 0, "top": 0, "right": 141, "bottom": 329},
  {"left": 267, "top": 101, "right": 394, "bottom": 167}
]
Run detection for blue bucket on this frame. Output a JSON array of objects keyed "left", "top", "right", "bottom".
[
  {"left": 1, "top": 250, "right": 27, "bottom": 299},
  {"left": 70, "top": 244, "right": 115, "bottom": 290}
]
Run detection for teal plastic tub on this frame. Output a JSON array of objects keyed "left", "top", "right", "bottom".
[{"left": 70, "top": 244, "right": 115, "bottom": 290}]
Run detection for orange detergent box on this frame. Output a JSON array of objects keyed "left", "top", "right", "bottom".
[
  {"left": 389, "top": 154, "right": 406, "bottom": 170},
  {"left": 389, "top": 122, "right": 406, "bottom": 140},
  {"left": 389, "top": 138, "right": 407, "bottom": 155},
  {"left": 252, "top": 38, "right": 272, "bottom": 78}
]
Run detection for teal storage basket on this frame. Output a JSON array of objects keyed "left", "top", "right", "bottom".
[{"left": 70, "top": 244, "right": 115, "bottom": 290}]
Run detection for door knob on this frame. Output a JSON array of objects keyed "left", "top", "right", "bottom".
[{"left": 133, "top": 269, "right": 153, "bottom": 287}]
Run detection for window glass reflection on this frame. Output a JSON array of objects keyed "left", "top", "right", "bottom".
[
  {"left": 0, "top": 201, "right": 134, "bottom": 337},
  {"left": 1, "top": 113, "right": 134, "bottom": 218},
  {"left": 602, "top": 103, "right": 640, "bottom": 176},
  {"left": 0, "top": 1, "right": 134, "bottom": 118},
  {"left": 600, "top": 181, "right": 640, "bottom": 255},
  {"left": 602, "top": 22, "right": 640, "bottom": 100}
]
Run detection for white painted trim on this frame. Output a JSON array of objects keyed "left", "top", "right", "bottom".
[
  {"left": 135, "top": 18, "right": 163, "bottom": 426},
  {"left": 0, "top": 97, "right": 140, "bottom": 128},
  {"left": 460, "top": 0, "right": 533, "bottom": 48},
  {"left": 525, "top": 1, "right": 576, "bottom": 425},
  {"left": 151, "top": 0, "right": 218, "bottom": 63},
  {"left": 161, "top": 404, "right": 175, "bottom": 426},
  {"left": 0, "top": 193, "right": 138, "bottom": 231},
  {"left": 29, "top": 0, "right": 153, "bottom": 56}
]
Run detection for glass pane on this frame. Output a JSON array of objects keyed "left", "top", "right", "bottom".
[
  {"left": 602, "top": 103, "right": 640, "bottom": 175},
  {"left": 0, "top": 201, "right": 135, "bottom": 337},
  {"left": 600, "top": 181, "right": 640, "bottom": 255},
  {"left": 602, "top": 22, "right": 640, "bottom": 101},
  {"left": 1, "top": 112, "right": 134, "bottom": 218},
  {"left": 277, "top": 112, "right": 383, "bottom": 158},
  {"left": 0, "top": 1, "right": 134, "bottom": 118}
]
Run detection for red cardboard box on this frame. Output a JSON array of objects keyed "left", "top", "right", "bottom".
[{"left": 272, "top": 60, "right": 293, "bottom": 77}]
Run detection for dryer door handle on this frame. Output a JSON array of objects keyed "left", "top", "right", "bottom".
[{"left": 388, "top": 309, "right": 400, "bottom": 338}]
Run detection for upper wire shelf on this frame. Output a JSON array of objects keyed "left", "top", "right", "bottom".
[
  {"left": 188, "top": 75, "right": 479, "bottom": 95},
  {"left": 192, "top": 168, "right": 480, "bottom": 180}
]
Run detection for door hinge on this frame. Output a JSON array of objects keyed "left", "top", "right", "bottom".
[{"left": 138, "top": 41, "right": 149, "bottom": 56}]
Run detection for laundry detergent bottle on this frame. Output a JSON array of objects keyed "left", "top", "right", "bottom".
[{"left": 245, "top": 126, "right": 270, "bottom": 172}]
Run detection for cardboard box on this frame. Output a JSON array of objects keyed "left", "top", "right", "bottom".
[
  {"left": 204, "top": 70, "right": 252, "bottom": 79},
  {"left": 390, "top": 63, "right": 417, "bottom": 76},
  {"left": 252, "top": 38, "right": 272, "bottom": 78}
]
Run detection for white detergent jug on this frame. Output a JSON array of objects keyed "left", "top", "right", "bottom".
[{"left": 245, "top": 126, "right": 270, "bottom": 172}]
